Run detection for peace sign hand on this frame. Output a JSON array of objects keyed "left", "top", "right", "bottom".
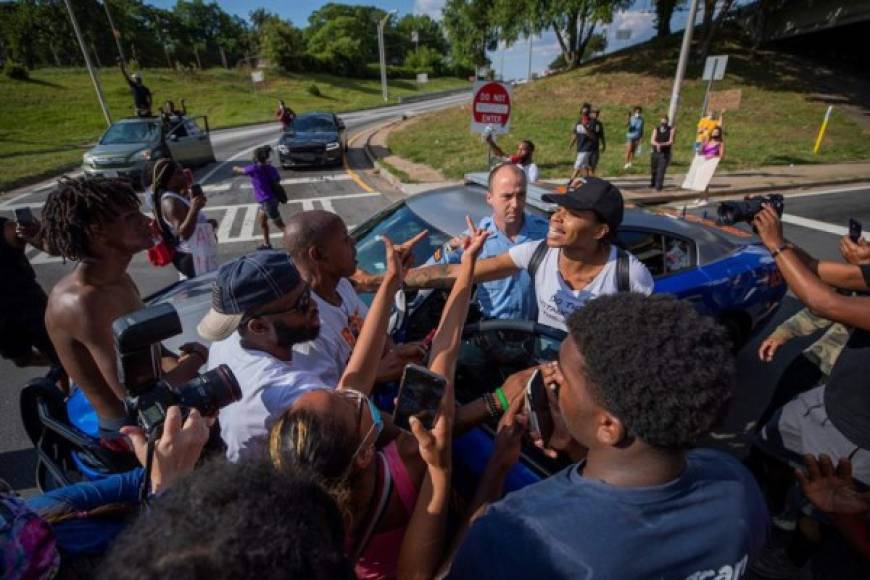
[{"left": 460, "top": 216, "right": 489, "bottom": 263}]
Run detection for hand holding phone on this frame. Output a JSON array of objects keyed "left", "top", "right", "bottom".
[
  {"left": 394, "top": 364, "right": 447, "bottom": 431},
  {"left": 849, "top": 218, "right": 862, "bottom": 243},
  {"left": 525, "top": 369, "right": 554, "bottom": 445},
  {"left": 14, "top": 207, "right": 36, "bottom": 226},
  {"left": 190, "top": 183, "right": 204, "bottom": 198}
]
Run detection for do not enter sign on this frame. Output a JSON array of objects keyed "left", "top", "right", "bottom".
[{"left": 470, "top": 80, "right": 512, "bottom": 135}]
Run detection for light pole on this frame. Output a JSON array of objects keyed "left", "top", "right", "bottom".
[
  {"left": 667, "top": 0, "right": 699, "bottom": 127},
  {"left": 101, "top": 0, "right": 127, "bottom": 67},
  {"left": 527, "top": 34, "right": 533, "bottom": 82},
  {"left": 378, "top": 10, "right": 397, "bottom": 103},
  {"left": 63, "top": 0, "right": 112, "bottom": 127}
]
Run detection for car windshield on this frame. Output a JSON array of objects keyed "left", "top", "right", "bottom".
[
  {"left": 289, "top": 116, "right": 335, "bottom": 133},
  {"left": 100, "top": 122, "right": 160, "bottom": 145}
]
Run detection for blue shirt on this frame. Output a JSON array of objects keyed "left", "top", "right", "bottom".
[
  {"left": 449, "top": 449, "right": 768, "bottom": 580},
  {"left": 438, "top": 213, "right": 548, "bottom": 320},
  {"left": 626, "top": 114, "right": 644, "bottom": 141}
]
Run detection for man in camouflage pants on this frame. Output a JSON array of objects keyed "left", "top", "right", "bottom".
[{"left": 756, "top": 307, "right": 850, "bottom": 429}]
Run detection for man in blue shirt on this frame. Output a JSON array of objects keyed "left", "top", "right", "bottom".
[
  {"left": 436, "top": 163, "right": 548, "bottom": 321},
  {"left": 449, "top": 293, "right": 769, "bottom": 579}
]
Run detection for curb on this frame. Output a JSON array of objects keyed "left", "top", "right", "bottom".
[{"left": 362, "top": 118, "right": 411, "bottom": 194}]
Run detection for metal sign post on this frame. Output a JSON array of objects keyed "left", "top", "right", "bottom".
[{"left": 701, "top": 55, "right": 728, "bottom": 116}]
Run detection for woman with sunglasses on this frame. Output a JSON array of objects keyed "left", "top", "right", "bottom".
[{"left": 270, "top": 219, "right": 528, "bottom": 579}]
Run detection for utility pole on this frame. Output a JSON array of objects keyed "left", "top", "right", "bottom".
[
  {"left": 102, "top": 0, "right": 127, "bottom": 67},
  {"left": 377, "top": 10, "right": 396, "bottom": 103},
  {"left": 63, "top": 0, "right": 112, "bottom": 127},
  {"left": 667, "top": 0, "right": 699, "bottom": 126},
  {"left": 527, "top": 35, "right": 533, "bottom": 82}
]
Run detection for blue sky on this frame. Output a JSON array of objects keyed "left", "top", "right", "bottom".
[{"left": 149, "top": 1, "right": 711, "bottom": 80}]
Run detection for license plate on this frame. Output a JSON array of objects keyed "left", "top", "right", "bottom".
[{"left": 102, "top": 170, "right": 118, "bottom": 177}]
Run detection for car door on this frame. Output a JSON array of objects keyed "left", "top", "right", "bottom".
[
  {"left": 184, "top": 116, "right": 215, "bottom": 165},
  {"left": 165, "top": 118, "right": 197, "bottom": 165}
]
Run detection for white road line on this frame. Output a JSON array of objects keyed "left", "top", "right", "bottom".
[
  {"left": 319, "top": 199, "right": 336, "bottom": 212},
  {"left": 301, "top": 200, "right": 315, "bottom": 210},
  {"left": 205, "top": 191, "right": 380, "bottom": 212},
  {"left": 199, "top": 136, "right": 278, "bottom": 185},
  {"left": 240, "top": 205, "right": 258, "bottom": 239},
  {"left": 0, "top": 192, "right": 33, "bottom": 209},
  {"left": 237, "top": 175, "right": 352, "bottom": 189},
  {"left": 216, "top": 206, "right": 239, "bottom": 241},
  {"left": 781, "top": 213, "right": 855, "bottom": 238}
]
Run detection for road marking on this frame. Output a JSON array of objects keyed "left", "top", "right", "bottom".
[
  {"left": 237, "top": 174, "right": 353, "bottom": 189},
  {"left": 198, "top": 136, "right": 279, "bottom": 185},
  {"left": 781, "top": 213, "right": 854, "bottom": 237},
  {"left": 342, "top": 130, "right": 375, "bottom": 193},
  {"left": 216, "top": 206, "right": 239, "bottom": 241}
]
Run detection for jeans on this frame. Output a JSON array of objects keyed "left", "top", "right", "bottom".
[
  {"left": 650, "top": 150, "right": 671, "bottom": 191},
  {"left": 26, "top": 468, "right": 143, "bottom": 556}
]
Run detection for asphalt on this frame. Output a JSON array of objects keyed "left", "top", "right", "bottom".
[{"left": 0, "top": 118, "right": 867, "bottom": 500}]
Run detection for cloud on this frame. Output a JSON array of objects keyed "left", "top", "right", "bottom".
[{"left": 413, "top": 0, "right": 446, "bottom": 19}]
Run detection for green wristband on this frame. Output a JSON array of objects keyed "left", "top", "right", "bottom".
[{"left": 495, "top": 387, "right": 510, "bottom": 413}]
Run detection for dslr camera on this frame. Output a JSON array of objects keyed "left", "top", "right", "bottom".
[
  {"left": 112, "top": 303, "right": 241, "bottom": 433},
  {"left": 717, "top": 194, "right": 784, "bottom": 226}
]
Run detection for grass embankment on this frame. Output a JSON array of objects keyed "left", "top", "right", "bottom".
[
  {"left": 388, "top": 36, "right": 870, "bottom": 181},
  {"left": 0, "top": 68, "right": 469, "bottom": 191}
]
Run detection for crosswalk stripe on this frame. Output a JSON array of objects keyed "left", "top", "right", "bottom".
[
  {"left": 216, "top": 206, "right": 239, "bottom": 241},
  {"left": 240, "top": 205, "right": 258, "bottom": 239},
  {"left": 238, "top": 175, "right": 353, "bottom": 188}
]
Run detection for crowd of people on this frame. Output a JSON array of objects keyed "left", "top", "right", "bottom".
[{"left": 0, "top": 94, "right": 867, "bottom": 579}]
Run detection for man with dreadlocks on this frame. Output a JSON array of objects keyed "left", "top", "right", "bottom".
[{"left": 42, "top": 176, "right": 209, "bottom": 445}]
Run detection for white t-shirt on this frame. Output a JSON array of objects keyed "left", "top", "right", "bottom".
[
  {"left": 508, "top": 242, "right": 655, "bottom": 331},
  {"left": 522, "top": 163, "right": 539, "bottom": 184},
  {"left": 209, "top": 331, "right": 328, "bottom": 462},
  {"left": 293, "top": 278, "right": 369, "bottom": 387}
]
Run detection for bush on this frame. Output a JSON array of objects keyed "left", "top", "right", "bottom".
[
  {"left": 306, "top": 83, "right": 322, "bottom": 97},
  {"left": 4, "top": 61, "right": 28, "bottom": 80}
]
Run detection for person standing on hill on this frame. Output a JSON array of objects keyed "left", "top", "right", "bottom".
[
  {"left": 484, "top": 133, "right": 539, "bottom": 184},
  {"left": 589, "top": 108, "right": 606, "bottom": 176},
  {"left": 119, "top": 60, "right": 152, "bottom": 117},
  {"left": 650, "top": 115, "right": 675, "bottom": 192},
  {"left": 624, "top": 106, "right": 644, "bottom": 169},
  {"left": 569, "top": 104, "right": 596, "bottom": 180}
]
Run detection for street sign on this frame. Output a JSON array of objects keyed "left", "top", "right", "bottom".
[
  {"left": 411, "top": 31, "right": 419, "bottom": 43},
  {"left": 251, "top": 70, "right": 264, "bottom": 83},
  {"left": 470, "top": 80, "right": 512, "bottom": 135},
  {"left": 416, "top": 73, "right": 428, "bottom": 84},
  {"left": 702, "top": 55, "right": 728, "bottom": 81}
]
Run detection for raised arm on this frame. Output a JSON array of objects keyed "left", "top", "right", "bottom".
[
  {"left": 337, "top": 236, "right": 403, "bottom": 394},
  {"left": 404, "top": 252, "right": 519, "bottom": 290},
  {"left": 485, "top": 134, "right": 506, "bottom": 158}
]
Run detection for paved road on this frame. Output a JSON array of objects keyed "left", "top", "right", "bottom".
[{"left": 0, "top": 93, "right": 470, "bottom": 492}]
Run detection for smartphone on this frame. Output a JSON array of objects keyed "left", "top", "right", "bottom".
[
  {"left": 849, "top": 218, "right": 862, "bottom": 243},
  {"left": 14, "top": 207, "right": 36, "bottom": 226},
  {"left": 525, "top": 369, "right": 554, "bottom": 444},
  {"left": 394, "top": 363, "right": 447, "bottom": 431},
  {"left": 190, "top": 183, "right": 204, "bottom": 198},
  {"left": 183, "top": 168, "right": 194, "bottom": 188}
]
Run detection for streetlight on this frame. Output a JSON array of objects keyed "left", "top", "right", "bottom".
[
  {"left": 667, "top": 0, "right": 699, "bottom": 127},
  {"left": 63, "top": 0, "right": 112, "bottom": 127},
  {"left": 378, "top": 9, "right": 397, "bottom": 103}
]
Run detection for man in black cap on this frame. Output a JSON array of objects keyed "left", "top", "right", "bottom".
[
  {"left": 200, "top": 245, "right": 405, "bottom": 462},
  {"left": 365, "top": 177, "right": 654, "bottom": 331}
]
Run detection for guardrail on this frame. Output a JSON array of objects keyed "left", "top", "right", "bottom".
[{"left": 398, "top": 87, "right": 471, "bottom": 104}]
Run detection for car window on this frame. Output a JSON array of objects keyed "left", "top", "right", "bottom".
[
  {"left": 617, "top": 229, "right": 694, "bottom": 276},
  {"left": 100, "top": 122, "right": 160, "bottom": 145},
  {"left": 290, "top": 116, "right": 336, "bottom": 133},
  {"left": 354, "top": 204, "right": 449, "bottom": 275},
  {"left": 184, "top": 120, "right": 200, "bottom": 136}
]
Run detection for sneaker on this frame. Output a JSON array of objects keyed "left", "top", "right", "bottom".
[
  {"left": 623, "top": 162, "right": 632, "bottom": 169},
  {"left": 750, "top": 543, "right": 805, "bottom": 579},
  {"left": 256, "top": 243, "right": 273, "bottom": 250}
]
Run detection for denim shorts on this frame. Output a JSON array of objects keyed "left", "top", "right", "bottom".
[{"left": 259, "top": 198, "right": 282, "bottom": 220}]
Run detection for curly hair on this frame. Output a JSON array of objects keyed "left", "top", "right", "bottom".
[
  {"left": 566, "top": 293, "right": 734, "bottom": 449},
  {"left": 99, "top": 459, "right": 351, "bottom": 580},
  {"left": 41, "top": 176, "right": 140, "bottom": 261}
]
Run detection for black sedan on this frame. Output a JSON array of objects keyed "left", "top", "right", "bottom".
[{"left": 277, "top": 112, "right": 346, "bottom": 168}]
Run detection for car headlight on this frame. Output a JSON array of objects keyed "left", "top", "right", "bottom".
[
  {"left": 325, "top": 142, "right": 340, "bottom": 151},
  {"left": 278, "top": 145, "right": 289, "bottom": 153},
  {"left": 129, "top": 149, "right": 151, "bottom": 162},
  {"left": 83, "top": 153, "right": 95, "bottom": 166}
]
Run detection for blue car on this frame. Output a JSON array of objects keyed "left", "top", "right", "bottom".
[{"left": 35, "top": 174, "right": 785, "bottom": 492}]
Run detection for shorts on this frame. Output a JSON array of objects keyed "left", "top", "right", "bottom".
[
  {"left": 756, "top": 385, "right": 870, "bottom": 486},
  {"left": 259, "top": 198, "right": 282, "bottom": 221},
  {"left": 590, "top": 151, "right": 600, "bottom": 169},
  {"left": 574, "top": 151, "right": 593, "bottom": 170}
]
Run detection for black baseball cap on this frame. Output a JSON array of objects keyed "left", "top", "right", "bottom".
[
  {"left": 542, "top": 177, "right": 624, "bottom": 234},
  {"left": 198, "top": 250, "right": 303, "bottom": 341}
]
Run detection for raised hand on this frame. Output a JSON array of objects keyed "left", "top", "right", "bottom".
[
  {"left": 754, "top": 204, "right": 786, "bottom": 253},
  {"left": 797, "top": 454, "right": 870, "bottom": 516},
  {"left": 461, "top": 215, "right": 489, "bottom": 262},
  {"left": 394, "top": 229, "right": 429, "bottom": 270},
  {"left": 840, "top": 235, "right": 870, "bottom": 266},
  {"left": 380, "top": 235, "right": 405, "bottom": 287}
]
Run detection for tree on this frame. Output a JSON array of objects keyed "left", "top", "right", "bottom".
[
  {"left": 305, "top": 3, "right": 391, "bottom": 75},
  {"left": 493, "top": 0, "right": 630, "bottom": 70},
  {"left": 697, "top": 0, "right": 736, "bottom": 62},
  {"left": 653, "top": 0, "right": 684, "bottom": 38},
  {"left": 442, "top": 0, "right": 496, "bottom": 73},
  {"left": 260, "top": 18, "right": 306, "bottom": 72}
]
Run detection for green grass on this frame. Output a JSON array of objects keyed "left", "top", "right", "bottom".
[
  {"left": 388, "top": 35, "right": 870, "bottom": 181},
  {"left": 0, "top": 67, "right": 469, "bottom": 191}
]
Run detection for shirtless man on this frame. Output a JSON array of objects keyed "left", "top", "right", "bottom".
[{"left": 42, "top": 176, "right": 208, "bottom": 442}]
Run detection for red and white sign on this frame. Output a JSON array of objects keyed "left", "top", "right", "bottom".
[{"left": 470, "top": 81, "right": 512, "bottom": 135}]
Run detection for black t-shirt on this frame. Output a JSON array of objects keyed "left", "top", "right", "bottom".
[
  {"left": 824, "top": 264, "right": 870, "bottom": 449},
  {"left": 576, "top": 119, "right": 597, "bottom": 153},
  {"left": 128, "top": 81, "right": 151, "bottom": 109},
  {"left": 654, "top": 124, "right": 673, "bottom": 153},
  {"left": 0, "top": 217, "right": 44, "bottom": 309},
  {"left": 591, "top": 120, "right": 605, "bottom": 152}
]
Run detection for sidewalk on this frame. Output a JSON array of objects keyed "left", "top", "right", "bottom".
[{"left": 363, "top": 120, "right": 870, "bottom": 202}]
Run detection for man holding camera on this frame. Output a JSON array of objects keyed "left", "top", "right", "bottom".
[
  {"left": 753, "top": 204, "right": 870, "bottom": 487},
  {"left": 359, "top": 177, "right": 653, "bottom": 332},
  {"left": 43, "top": 176, "right": 208, "bottom": 444}
]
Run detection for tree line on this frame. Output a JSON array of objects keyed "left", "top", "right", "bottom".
[{"left": 0, "top": 0, "right": 466, "bottom": 78}]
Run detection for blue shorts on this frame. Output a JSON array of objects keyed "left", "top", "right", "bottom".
[{"left": 259, "top": 198, "right": 282, "bottom": 221}]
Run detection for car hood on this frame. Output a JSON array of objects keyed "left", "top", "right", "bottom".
[
  {"left": 87, "top": 143, "right": 151, "bottom": 159},
  {"left": 279, "top": 131, "right": 339, "bottom": 146}
]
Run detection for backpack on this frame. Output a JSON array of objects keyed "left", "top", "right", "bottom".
[{"left": 527, "top": 240, "right": 630, "bottom": 292}]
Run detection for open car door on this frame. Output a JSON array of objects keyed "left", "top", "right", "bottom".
[{"left": 166, "top": 115, "right": 215, "bottom": 166}]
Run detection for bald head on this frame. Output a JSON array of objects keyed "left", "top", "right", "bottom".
[
  {"left": 488, "top": 162, "right": 527, "bottom": 192},
  {"left": 283, "top": 210, "right": 345, "bottom": 262}
]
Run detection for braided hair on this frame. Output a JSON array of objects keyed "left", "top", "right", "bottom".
[
  {"left": 150, "top": 158, "right": 182, "bottom": 237},
  {"left": 42, "top": 176, "right": 140, "bottom": 261}
]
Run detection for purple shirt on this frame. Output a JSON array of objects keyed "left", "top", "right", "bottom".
[{"left": 244, "top": 164, "right": 280, "bottom": 202}]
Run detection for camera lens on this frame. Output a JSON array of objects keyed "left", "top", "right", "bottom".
[{"left": 175, "top": 364, "right": 242, "bottom": 416}]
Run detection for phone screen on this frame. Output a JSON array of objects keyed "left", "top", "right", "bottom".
[
  {"left": 394, "top": 364, "right": 446, "bottom": 431},
  {"left": 849, "top": 219, "right": 862, "bottom": 243},
  {"left": 14, "top": 207, "right": 35, "bottom": 226},
  {"left": 526, "top": 369, "right": 554, "bottom": 444},
  {"left": 190, "top": 183, "right": 204, "bottom": 198}
]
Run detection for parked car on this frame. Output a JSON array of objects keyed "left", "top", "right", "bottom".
[
  {"left": 277, "top": 112, "right": 346, "bottom": 168},
  {"left": 81, "top": 115, "right": 215, "bottom": 187}
]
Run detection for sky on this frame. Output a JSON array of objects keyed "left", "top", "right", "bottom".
[{"left": 148, "top": 0, "right": 719, "bottom": 80}]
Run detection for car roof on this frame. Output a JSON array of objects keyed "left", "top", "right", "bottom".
[
  {"left": 295, "top": 112, "right": 334, "bottom": 120},
  {"left": 404, "top": 174, "right": 754, "bottom": 265},
  {"left": 114, "top": 117, "right": 165, "bottom": 124}
]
